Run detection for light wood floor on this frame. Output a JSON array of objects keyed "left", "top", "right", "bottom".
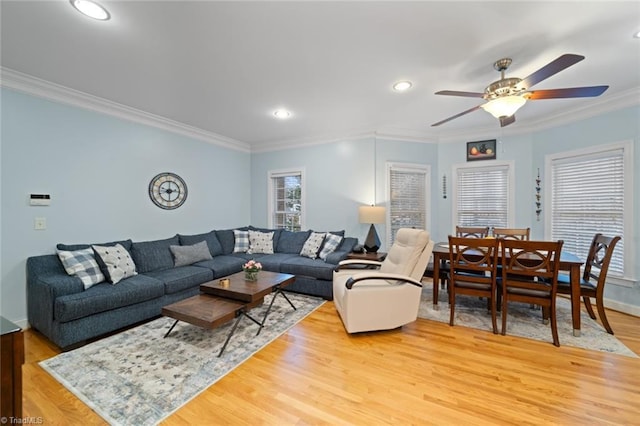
[{"left": 22, "top": 282, "right": 640, "bottom": 425}]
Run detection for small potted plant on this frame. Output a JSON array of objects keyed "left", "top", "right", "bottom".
[{"left": 242, "top": 259, "right": 262, "bottom": 281}]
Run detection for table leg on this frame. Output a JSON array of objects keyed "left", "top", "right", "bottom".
[
  {"left": 570, "top": 263, "right": 581, "bottom": 337},
  {"left": 163, "top": 319, "right": 179, "bottom": 338},
  {"left": 218, "top": 311, "right": 247, "bottom": 357},
  {"left": 256, "top": 288, "right": 296, "bottom": 336},
  {"left": 433, "top": 255, "right": 440, "bottom": 308}
]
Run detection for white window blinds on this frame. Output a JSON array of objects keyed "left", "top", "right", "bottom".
[
  {"left": 551, "top": 148, "right": 624, "bottom": 276},
  {"left": 456, "top": 165, "right": 509, "bottom": 228},
  {"left": 388, "top": 164, "right": 429, "bottom": 244},
  {"left": 270, "top": 172, "right": 302, "bottom": 231}
]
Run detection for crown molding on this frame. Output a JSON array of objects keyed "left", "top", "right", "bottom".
[
  {"left": 3, "top": 67, "right": 637, "bottom": 152},
  {"left": 0, "top": 67, "right": 251, "bottom": 153}
]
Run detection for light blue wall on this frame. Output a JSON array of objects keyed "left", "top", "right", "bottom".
[
  {"left": 1, "top": 87, "right": 638, "bottom": 324},
  {"left": 0, "top": 88, "right": 251, "bottom": 323},
  {"left": 250, "top": 137, "right": 439, "bottom": 251}
]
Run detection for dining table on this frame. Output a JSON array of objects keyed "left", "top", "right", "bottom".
[{"left": 430, "top": 242, "right": 585, "bottom": 336}]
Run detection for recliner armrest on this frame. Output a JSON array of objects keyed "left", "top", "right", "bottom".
[{"left": 334, "top": 259, "right": 382, "bottom": 272}]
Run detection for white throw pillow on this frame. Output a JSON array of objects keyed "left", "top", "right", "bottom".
[
  {"left": 300, "top": 232, "right": 326, "bottom": 259},
  {"left": 92, "top": 243, "right": 138, "bottom": 284},
  {"left": 248, "top": 230, "right": 275, "bottom": 254}
]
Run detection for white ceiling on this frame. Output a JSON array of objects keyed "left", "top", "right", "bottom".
[{"left": 1, "top": 1, "right": 639, "bottom": 151}]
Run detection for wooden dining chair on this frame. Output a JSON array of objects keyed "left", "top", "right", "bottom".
[
  {"left": 556, "top": 233, "right": 621, "bottom": 335},
  {"left": 493, "top": 227, "right": 530, "bottom": 240},
  {"left": 456, "top": 226, "right": 490, "bottom": 238},
  {"left": 499, "top": 239, "right": 564, "bottom": 346},
  {"left": 448, "top": 236, "right": 500, "bottom": 333}
]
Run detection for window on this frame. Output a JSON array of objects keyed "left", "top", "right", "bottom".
[
  {"left": 386, "top": 162, "right": 430, "bottom": 244},
  {"left": 453, "top": 161, "right": 513, "bottom": 230},
  {"left": 547, "top": 142, "right": 632, "bottom": 278},
  {"left": 268, "top": 169, "right": 304, "bottom": 231}
]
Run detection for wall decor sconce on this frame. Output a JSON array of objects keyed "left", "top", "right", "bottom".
[
  {"left": 442, "top": 174, "right": 447, "bottom": 199},
  {"left": 535, "top": 168, "right": 542, "bottom": 221}
]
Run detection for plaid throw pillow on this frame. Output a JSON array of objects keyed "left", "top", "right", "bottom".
[
  {"left": 57, "top": 248, "right": 105, "bottom": 289},
  {"left": 319, "top": 233, "right": 344, "bottom": 260},
  {"left": 233, "top": 229, "right": 250, "bottom": 253}
]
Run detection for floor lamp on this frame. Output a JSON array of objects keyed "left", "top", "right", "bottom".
[{"left": 358, "top": 205, "right": 386, "bottom": 253}]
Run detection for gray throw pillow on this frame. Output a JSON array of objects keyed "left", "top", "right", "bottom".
[{"left": 170, "top": 241, "right": 213, "bottom": 267}]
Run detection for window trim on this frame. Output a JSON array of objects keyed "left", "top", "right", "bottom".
[
  {"left": 544, "top": 140, "right": 634, "bottom": 283},
  {"left": 451, "top": 160, "right": 515, "bottom": 234},
  {"left": 385, "top": 161, "right": 431, "bottom": 245},
  {"left": 267, "top": 167, "right": 306, "bottom": 230}
]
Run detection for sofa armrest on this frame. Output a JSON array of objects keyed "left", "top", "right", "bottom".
[{"left": 27, "top": 255, "right": 84, "bottom": 334}]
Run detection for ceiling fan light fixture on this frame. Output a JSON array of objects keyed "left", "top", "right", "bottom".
[
  {"left": 481, "top": 95, "right": 526, "bottom": 119},
  {"left": 70, "top": 0, "right": 110, "bottom": 20}
]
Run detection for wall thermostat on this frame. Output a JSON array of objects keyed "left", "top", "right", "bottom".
[{"left": 30, "top": 194, "right": 51, "bottom": 206}]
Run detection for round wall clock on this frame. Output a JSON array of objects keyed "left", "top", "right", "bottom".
[{"left": 148, "top": 172, "right": 188, "bottom": 210}]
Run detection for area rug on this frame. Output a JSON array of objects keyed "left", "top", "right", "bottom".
[
  {"left": 40, "top": 292, "right": 325, "bottom": 426},
  {"left": 418, "top": 285, "right": 637, "bottom": 357}
]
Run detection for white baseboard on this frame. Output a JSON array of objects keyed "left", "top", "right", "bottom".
[{"left": 604, "top": 298, "right": 640, "bottom": 318}]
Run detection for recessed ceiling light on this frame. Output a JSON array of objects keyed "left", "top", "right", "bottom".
[
  {"left": 634, "top": 30, "right": 640, "bottom": 39},
  {"left": 70, "top": 0, "right": 110, "bottom": 21},
  {"left": 393, "top": 81, "right": 412, "bottom": 92},
  {"left": 273, "top": 109, "right": 291, "bottom": 119}
]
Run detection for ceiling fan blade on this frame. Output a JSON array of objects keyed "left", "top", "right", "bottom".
[
  {"left": 435, "top": 90, "right": 485, "bottom": 98},
  {"left": 500, "top": 115, "right": 516, "bottom": 127},
  {"left": 431, "top": 105, "right": 482, "bottom": 127},
  {"left": 526, "top": 85, "right": 609, "bottom": 99},
  {"left": 520, "top": 54, "right": 585, "bottom": 89}
]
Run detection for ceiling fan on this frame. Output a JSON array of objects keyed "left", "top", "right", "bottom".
[{"left": 431, "top": 54, "right": 608, "bottom": 128}]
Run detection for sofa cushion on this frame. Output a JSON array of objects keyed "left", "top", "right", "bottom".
[
  {"left": 145, "top": 265, "right": 214, "bottom": 295},
  {"left": 56, "top": 248, "right": 105, "bottom": 290},
  {"left": 194, "top": 255, "right": 246, "bottom": 278},
  {"left": 300, "top": 232, "right": 326, "bottom": 259},
  {"left": 131, "top": 235, "right": 179, "bottom": 273},
  {"left": 249, "top": 253, "right": 299, "bottom": 272},
  {"left": 57, "top": 239, "right": 133, "bottom": 253},
  {"left": 248, "top": 230, "right": 275, "bottom": 254},
  {"left": 54, "top": 274, "right": 164, "bottom": 323},
  {"left": 277, "top": 230, "right": 311, "bottom": 254},
  {"left": 178, "top": 231, "right": 223, "bottom": 257},
  {"left": 279, "top": 256, "right": 336, "bottom": 281},
  {"left": 170, "top": 241, "right": 213, "bottom": 267},
  {"left": 92, "top": 243, "right": 137, "bottom": 284}
]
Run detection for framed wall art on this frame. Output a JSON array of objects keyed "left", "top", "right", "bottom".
[{"left": 466, "top": 139, "right": 496, "bottom": 161}]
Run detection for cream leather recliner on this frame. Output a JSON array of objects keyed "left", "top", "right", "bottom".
[{"left": 333, "top": 228, "right": 434, "bottom": 333}]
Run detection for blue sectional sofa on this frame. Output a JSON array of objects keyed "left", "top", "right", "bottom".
[{"left": 26, "top": 226, "right": 357, "bottom": 349}]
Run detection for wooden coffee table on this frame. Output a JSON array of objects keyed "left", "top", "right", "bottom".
[{"left": 161, "top": 271, "right": 296, "bottom": 356}]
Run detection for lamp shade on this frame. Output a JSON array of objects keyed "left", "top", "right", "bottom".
[
  {"left": 480, "top": 95, "right": 526, "bottom": 118},
  {"left": 359, "top": 205, "right": 386, "bottom": 224}
]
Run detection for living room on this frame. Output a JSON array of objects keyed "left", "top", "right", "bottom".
[{"left": 1, "top": 1, "right": 639, "bottom": 424}]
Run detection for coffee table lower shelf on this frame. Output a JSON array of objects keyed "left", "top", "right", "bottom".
[
  {"left": 161, "top": 294, "right": 264, "bottom": 357},
  {"left": 161, "top": 286, "right": 297, "bottom": 357}
]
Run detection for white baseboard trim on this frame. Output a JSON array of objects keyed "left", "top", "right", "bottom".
[{"left": 605, "top": 298, "right": 640, "bottom": 318}]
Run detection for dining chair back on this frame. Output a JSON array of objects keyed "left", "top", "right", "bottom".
[
  {"left": 448, "top": 236, "right": 500, "bottom": 333},
  {"left": 556, "top": 233, "right": 621, "bottom": 334},
  {"left": 493, "top": 227, "right": 530, "bottom": 240},
  {"left": 456, "top": 226, "right": 490, "bottom": 238},
  {"left": 500, "top": 239, "right": 564, "bottom": 346}
]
